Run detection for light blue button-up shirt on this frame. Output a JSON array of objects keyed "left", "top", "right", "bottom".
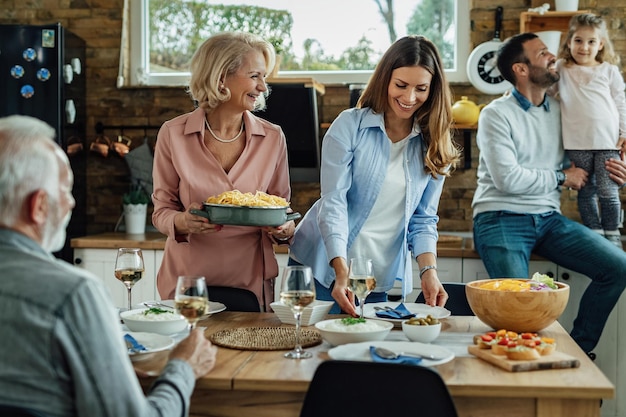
[{"left": 290, "top": 107, "right": 445, "bottom": 296}]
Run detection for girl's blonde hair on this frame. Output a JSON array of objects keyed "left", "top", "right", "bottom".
[
  {"left": 187, "top": 32, "right": 276, "bottom": 111},
  {"left": 358, "top": 35, "right": 460, "bottom": 177},
  {"left": 558, "top": 13, "right": 619, "bottom": 66}
]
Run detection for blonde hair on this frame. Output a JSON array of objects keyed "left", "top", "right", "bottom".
[
  {"left": 558, "top": 13, "right": 619, "bottom": 66},
  {"left": 187, "top": 32, "right": 276, "bottom": 111},
  {"left": 358, "top": 35, "right": 460, "bottom": 177}
]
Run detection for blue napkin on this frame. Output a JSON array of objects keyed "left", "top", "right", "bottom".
[
  {"left": 374, "top": 303, "right": 416, "bottom": 319},
  {"left": 124, "top": 333, "right": 147, "bottom": 353},
  {"left": 369, "top": 346, "right": 423, "bottom": 366}
]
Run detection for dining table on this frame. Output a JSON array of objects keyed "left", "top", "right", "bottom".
[{"left": 133, "top": 311, "right": 614, "bottom": 417}]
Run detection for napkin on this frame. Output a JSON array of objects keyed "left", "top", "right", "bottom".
[
  {"left": 369, "top": 346, "right": 423, "bottom": 366},
  {"left": 124, "top": 333, "right": 147, "bottom": 353},
  {"left": 374, "top": 303, "right": 416, "bottom": 319}
]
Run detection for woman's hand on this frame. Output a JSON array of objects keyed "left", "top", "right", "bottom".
[
  {"left": 175, "top": 203, "right": 223, "bottom": 235},
  {"left": 263, "top": 220, "right": 295, "bottom": 242},
  {"left": 330, "top": 257, "right": 357, "bottom": 316},
  {"left": 419, "top": 271, "right": 448, "bottom": 307}
]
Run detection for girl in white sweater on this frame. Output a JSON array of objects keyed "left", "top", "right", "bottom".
[{"left": 554, "top": 13, "right": 626, "bottom": 248}]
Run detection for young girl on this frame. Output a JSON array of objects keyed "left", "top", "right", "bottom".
[{"left": 555, "top": 13, "right": 626, "bottom": 248}]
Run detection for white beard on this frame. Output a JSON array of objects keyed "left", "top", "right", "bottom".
[{"left": 42, "top": 208, "right": 71, "bottom": 253}]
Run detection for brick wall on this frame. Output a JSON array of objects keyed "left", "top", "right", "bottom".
[{"left": 1, "top": 0, "right": 624, "bottom": 234}]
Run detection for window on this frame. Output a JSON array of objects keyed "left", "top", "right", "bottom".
[{"left": 128, "top": 0, "right": 470, "bottom": 86}]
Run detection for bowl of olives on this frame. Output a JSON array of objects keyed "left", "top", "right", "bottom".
[{"left": 401, "top": 315, "right": 441, "bottom": 343}]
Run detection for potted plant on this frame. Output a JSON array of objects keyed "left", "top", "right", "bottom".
[
  {"left": 268, "top": 37, "right": 284, "bottom": 78},
  {"left": 122, "top": 186, "right": 150, "bottom": 234}
]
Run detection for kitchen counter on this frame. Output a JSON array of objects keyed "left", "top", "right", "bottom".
[{"left": 70, "top": 232, "right": 473, "bottom": 257}]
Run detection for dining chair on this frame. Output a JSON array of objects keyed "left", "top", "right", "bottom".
[
  {"left": 0, "top": 405, "right": 51, "bottom": 417},
  {"left": 415, "top": 282, "right": 474, "bottom": 316},
  {"left": 207, "top": 286, "right": 261, "bottom": 312},
  {"left": 299, "top": 360, "right": 458, "bottom": 417}
]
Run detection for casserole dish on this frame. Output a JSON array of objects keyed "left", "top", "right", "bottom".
[{"left": 190, "top": 203, "right": 301, "bottom": 227}]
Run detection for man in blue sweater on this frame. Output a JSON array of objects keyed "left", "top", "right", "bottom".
[{"left": 472, "top": 32, "right": 626, "bottom": 356}]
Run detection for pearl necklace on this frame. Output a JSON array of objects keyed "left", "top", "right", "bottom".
[{"left": 204, "top": 118, "right": 244, "bottom": 143}]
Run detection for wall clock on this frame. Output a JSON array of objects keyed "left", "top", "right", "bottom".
[{"left": 466, "top": 6, "right": 512, "bottom": 95}]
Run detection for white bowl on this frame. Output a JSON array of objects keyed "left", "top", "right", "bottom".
[
  {"left": 401, "top": 320, "right": 441, "bottom": 343},
  {"left": 270, "top": 300, "right": 333, "bottom": 326},
  {"left": 121, "top": 308, "right": 187, "bottom": 335},
  {"left": 315, "top": 318, "right": 393, "bottom": 346}
]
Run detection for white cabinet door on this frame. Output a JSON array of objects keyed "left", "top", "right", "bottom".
[
  {"left": 389, "top": 258, "right": 463, "bottom": 302},
  {"left": 556, "top": 267, "right": 621, "bottom": 417},
  {"left": 74, "top": 248, "right": 157, "bottom": 309},
  {"left": 461, "top": 259, "right": 557, "bottom": 283},
  {"left": 274, "top": 253, "right": 289, "bottom": 302}
]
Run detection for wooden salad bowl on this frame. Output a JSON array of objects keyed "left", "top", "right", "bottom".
[{"left": 466, "top": 279, "right": 570, "bottom": 333}]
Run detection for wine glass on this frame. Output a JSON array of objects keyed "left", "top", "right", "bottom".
[
  {"left": 174, "top": 276, "right": 209, "bottom": 330},
  {"left": 348, "top": 257, "right": 376, "bottom": 319},
  {"left": 114, "top": 248, "right": 145, "bottom": 311},
  {"left": 280, "top": 265, "right": 316, "bottom": 359}
]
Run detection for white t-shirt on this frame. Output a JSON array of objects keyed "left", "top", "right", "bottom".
[{"left": 349, "top": 136, "right": 409, "bottom": 291}]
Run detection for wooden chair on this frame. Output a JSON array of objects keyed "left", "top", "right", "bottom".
[
  {"left": 415, "top": 282, "right": 474, "bottom": 316},
  {"left": 299, "top": 360, "right": 458, "bottom": 417},
  {"left": 207, "top": 286, "right": 261, "bottom": 312}
]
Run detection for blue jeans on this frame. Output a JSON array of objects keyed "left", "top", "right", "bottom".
[
  {"left": 473, "top": 210, "right": 626, "bottom": 352},
  {"left": 288, "top": 257, "right": 387, "bottom": 314}
]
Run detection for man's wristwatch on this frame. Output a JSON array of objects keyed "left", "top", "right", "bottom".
[{"left": 556, "top": 170, "right": 566, "bottom": 187}]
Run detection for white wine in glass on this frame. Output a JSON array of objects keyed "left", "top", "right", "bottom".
[
  {"left": 348, "top": 257, "right": 376, "bottom": 319},
  {"left": 114, "top": 248, "right": 145, "bottom": 311},
  {"left": 174, "top": 276, "right": 209, "bottom": 330},
  {"left": 280, "top": 265, "right": 315, "bottom": 359}
]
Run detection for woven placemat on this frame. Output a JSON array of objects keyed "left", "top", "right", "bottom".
[{"left": 209, "top": 327, "right": 322, "bottom": 351}]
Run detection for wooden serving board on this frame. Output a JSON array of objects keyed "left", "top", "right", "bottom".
[{"left": 468, "top": 345, "right": 580, "bottom": 372}]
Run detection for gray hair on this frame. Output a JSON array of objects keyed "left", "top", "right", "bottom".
[{"left": 0, "top": 115, "right": 60, "bottom": 226}]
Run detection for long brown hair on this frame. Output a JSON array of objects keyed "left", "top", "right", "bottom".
[{"left": 358, "top": 35, "right": 460, "bottom": 177}]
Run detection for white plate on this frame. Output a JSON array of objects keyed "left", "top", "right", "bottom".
[
  {"left": 126, "top": 331, "right": 175, "bottom": 361},
  {"left": 363, "top": 302, "right": 451, "bottom": 324},
  {"left": 328, "top": 340, "right": 454, "bottom": 367},
  {"left": 157, "top": 300, "right": 227, "bottom": 316}
]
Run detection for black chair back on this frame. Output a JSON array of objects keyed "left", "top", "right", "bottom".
[
  {"left": 415, "top": 282, "right": 474, "bottom": 316},
  {"left": 0, "top": 405, "right": 51, "bottom": 417},
  {"left": 299, "top": 360, "right": 458, "bottom": 417},
  {"left": 207, "top": 286, "right": 261, "bottom": 312}
]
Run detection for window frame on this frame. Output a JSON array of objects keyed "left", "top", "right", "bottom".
[{"left": 128, "top": 0, "right": 470, "bottom": 86}]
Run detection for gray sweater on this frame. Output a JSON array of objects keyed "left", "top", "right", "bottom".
[{"left": 472, "top": 91, "right": 564, "bottom": 217}]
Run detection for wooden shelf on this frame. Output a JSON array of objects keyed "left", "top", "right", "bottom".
[{"left": 520, "top": 10, "right": 590, "bottom": 33}]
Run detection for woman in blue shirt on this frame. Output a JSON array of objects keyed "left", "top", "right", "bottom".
[{"left": 290, "top": 36, "right": 460, "bottom": 315}]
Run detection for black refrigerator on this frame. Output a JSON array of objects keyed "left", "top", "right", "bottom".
[{"left": 0, "top": 23, "right": 87, "bottom": 262}]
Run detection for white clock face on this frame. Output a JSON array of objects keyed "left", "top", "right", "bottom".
[
  {"left": 477, "top": 51, "right": 504, "bottom": 85},
  {"left": 466, "top": 42, "right": 512, "bottom": 95}
]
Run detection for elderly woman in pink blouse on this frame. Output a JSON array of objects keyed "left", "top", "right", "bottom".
[{"left": 152, "top": 32, "right": 295, "bottom": 310}]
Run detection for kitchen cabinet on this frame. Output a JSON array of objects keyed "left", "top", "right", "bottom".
[
  {"left": 389, "top": 257, "right": 464, "bottom": 302},
  {"left": 73, "top": 248, "right": 159, "bottom": 308},
  {"left": 461, "top": 258, "right": 557, "bottom": 282},
  {"left": 556, "top": 267, "right": 624, "bottom": 417}
]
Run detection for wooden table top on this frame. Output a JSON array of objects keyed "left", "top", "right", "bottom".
[{"left": 134, "top": 312, "right": 615, "bottom": 401}]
